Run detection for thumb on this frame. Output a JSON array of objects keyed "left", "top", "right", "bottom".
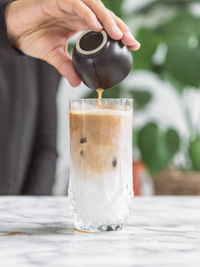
[{"left": 45, "top": 48, "right": 81, "bottom": 87}]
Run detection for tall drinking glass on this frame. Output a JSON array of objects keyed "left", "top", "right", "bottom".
[{"left": 69, "top": 98, "right": 133, "bottom": 232}]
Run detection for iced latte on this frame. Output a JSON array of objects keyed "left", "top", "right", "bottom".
[{"left": 69, "top": 98, "right": 133, "bottom": 232}]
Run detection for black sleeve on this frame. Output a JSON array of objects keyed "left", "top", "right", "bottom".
[
  {"left": 21, "top": 61, "right": 60, "bottom": 195},
  {"left": 0, "top": 0, "right": 23, "bottom": 55}
]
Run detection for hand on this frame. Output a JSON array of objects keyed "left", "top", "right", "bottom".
[{"left": 5, "top": 0, "right": 141, "bottom": 87}]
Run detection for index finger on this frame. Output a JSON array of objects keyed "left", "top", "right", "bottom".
[
  {"left": 109, "top": 11, "right": 141, "bottom": 50},
  {"left": 82, "top": 0, "right": 123, "bottom": 40}
]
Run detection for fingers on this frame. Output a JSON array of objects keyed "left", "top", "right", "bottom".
[
  {"left": 109, "top": 11, "right": 141, "bottom": 51},
  {"left": 59, "top": 0, "right": 102, "bottom": 32},
  {"left": 128, "top": 44, "right": 141, "bottom": 51},
  {"left": 82, "top": 0, "right": 123, "bottom": 40},
  {"left": 82, "top": 0, "right": 141, "bottom": 50},
  {"left": 72, "top": 1, "right": 103, "bottom": 31},
  {"left": 61, "top": 0, "right": 141, "bottom": 50},
  {"left": 45, "top": 48, "right": 81, "bottom": 87}
]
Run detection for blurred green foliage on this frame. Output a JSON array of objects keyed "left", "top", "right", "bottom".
[
  {"left": 85, "top": 0, "right": 200, "bottom": 175},
  {"left": 102, "top": 0, "right": 124, "bottom": 17},
  {"left": 129, "top": 90, "right": 152, "bottom": 110},
  {"left": 132, "top": 28, "right": 159, "bottom": 70},
  {"left": 189, "top": 137, "right": 200, "bottom": 171},
  {"left": 85, "top": 86, "right": 152, "bottom": 112},
  {"left": 138, "top": 123, "right": 180, "bottom": 176},
  {"left": 133, "top": 10, "right": 200, "bottom": 89},
  {"left": 133, "top": 3, "right": 200, "bottom": 173}
]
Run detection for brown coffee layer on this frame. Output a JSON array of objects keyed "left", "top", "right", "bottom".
[{"left": 70, "top": 109, "right": 132, "bottom": 175}]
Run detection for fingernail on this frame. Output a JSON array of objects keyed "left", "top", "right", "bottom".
[
  {"left": 112, "top": 24, "right": 123, "bottom": 36},
  {"left": 135, "top": 41, "right": 141, "bottom": 48},
  {"left": 133, "top": 42, "right": 141, "bottom": 50}
]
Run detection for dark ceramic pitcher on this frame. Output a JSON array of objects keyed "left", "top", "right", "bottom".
[{"left": 72, "top": 30, "right": 133, "bottom": 90}]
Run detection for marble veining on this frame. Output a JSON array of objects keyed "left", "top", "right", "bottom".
[{"left": 0, "top": 196, "right": 200, "bottom": 267}]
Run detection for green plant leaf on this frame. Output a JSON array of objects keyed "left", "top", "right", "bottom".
[
  {"left": 85, "top": 90, "right": 98, "bottom": 99},
  {"left": 102, "top": 86, "right": 122, "bottom": 98},
  {"left": 165, "top": 42, "right": 200, "bottom": 88},
  {"left": 154, "top": 11, "right": 200, "bottom": 88},
  {"left": 68, "top": 42, "right": 74, "bottom": 56},
  {"left": 102, "top": 0, "right": 124, "bottom": 17},
  {"left": 138, "top": 123, "right": 164, "bottom": 175},
  {"left": 189, "top": 137, "right": 200, "bottom": 171},
  {"left": 165, "top": 128, "right": 180, "bottom": 160},
  {"left": 133, "top": 129, "right": 138, "bottom": 149},
  {"left": 157, "top": 10, "right": 200, "bottom": 44},
  {"left": 138, "top": 122, "right": 180, "bottom": 176},
  {"left": 133, "top": 28, "right": 159, "bottom": 70},
  {"left": 129, "top": 90, "right": 152, "bottom": 110}
]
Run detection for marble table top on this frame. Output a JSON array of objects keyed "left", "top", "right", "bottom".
[{"left": 0, "top": 196, "right": 200, "bottom": 267}]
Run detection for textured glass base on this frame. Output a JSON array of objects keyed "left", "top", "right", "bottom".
[{"left": 74, "top": 222, "right": 125, "bottom": 233}]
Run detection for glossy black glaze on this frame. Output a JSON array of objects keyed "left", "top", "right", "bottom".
[{"left": 72, "top": 31, "right": 133, "bottom": 90}]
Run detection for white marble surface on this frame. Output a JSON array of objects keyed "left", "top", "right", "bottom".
[{"left": 0, "top": 197, "right": 200, "bottom": 267}]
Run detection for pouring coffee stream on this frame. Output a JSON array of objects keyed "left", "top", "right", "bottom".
[{"left": 97, "top": 88, "right": 104, "bottom": 99}]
